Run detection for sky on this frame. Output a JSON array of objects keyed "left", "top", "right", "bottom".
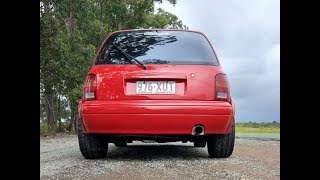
[{"left": 156, "top": 0, "right": 280, "bottom": 122}]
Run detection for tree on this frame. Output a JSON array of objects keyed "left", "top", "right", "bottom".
[
  {"left": 40, "top": 0, "right": 187, "bottom": 134},
  {"left": 40, "top": 1, "right": 64, "bottom": 132}
]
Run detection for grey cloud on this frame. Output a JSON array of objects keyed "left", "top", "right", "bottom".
[{"left": 157, "top": 0, "right": 279, "bottom": 122}]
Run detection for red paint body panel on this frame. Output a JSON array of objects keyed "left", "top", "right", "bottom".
[
  {"left": 80, "top": 100, "right": 233, "bottom": 134},
  {"left": 91, "top": 65, "right": 225, "bottom": 100},
  {"left": 79, "top": 29, "right": 236, "bottom": 136}
]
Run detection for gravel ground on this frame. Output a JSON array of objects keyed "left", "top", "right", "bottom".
[{"left": 40, "top": 134, "right": 280, "bottom": 180}]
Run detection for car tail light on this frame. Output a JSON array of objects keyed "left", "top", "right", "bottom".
[
  {"left": 83, "top": 74, "right": 97, "bottom": 101},
  {"left": 215, "top": 74, "right": 230, "bottom": 102}
]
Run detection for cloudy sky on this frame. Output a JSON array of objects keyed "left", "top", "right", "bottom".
[{"left": 156, "top": 0, "right": 280, "bottom": 122}]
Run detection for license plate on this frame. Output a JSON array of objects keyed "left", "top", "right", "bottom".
[{"left": 136, "top": 81, "right": 176, "bottom": 94}]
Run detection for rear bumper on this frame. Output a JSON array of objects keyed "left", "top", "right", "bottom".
[{"left": 79, "top": 100, "right": 235, "bottom": 135}]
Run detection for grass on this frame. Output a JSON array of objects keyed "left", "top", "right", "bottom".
[
  {"left": 40, "top": 122, "right": 76, "bottom": 136},
  {"left": 235, "top": 125, "right": 280, "bottom": 134},
  {"left": 40, "top": 123, "right": 54, "bottom": 136},
  {"left": 235, "top": 121, "right": 280, "bottom": 134}
]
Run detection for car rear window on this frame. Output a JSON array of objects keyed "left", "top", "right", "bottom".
[{"left": 96, "top": 30, "right": 219, "bottom": 65}]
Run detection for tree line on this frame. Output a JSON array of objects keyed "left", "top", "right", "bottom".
[
  {"left": 236, "top": 121, "right": 280, "bottom": 128},
  {"left": 40, "top": 0, "right": 187, "bottom": 134}
]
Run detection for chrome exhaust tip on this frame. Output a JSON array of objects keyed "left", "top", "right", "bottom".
[{"left": 192, "top": 124, "right": 204, "bottom": 135}]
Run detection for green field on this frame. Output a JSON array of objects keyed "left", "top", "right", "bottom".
[
  {"left": 235, "top": 121, "right": 280, "bottom": 134},
  {"left": 236, "top": 126, "right": 280, "bottom": 133}
]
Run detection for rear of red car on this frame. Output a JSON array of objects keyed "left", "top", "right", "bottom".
[{"left": 78, "top": 29, "right": 236, "bottom": 159}]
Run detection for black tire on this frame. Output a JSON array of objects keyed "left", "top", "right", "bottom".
[
  {"left": 194, "top": 141, "right": 206, "bottom": 147},
  {"left": 207, "top": 123, "right": 235, "bottom": 158},
  {"left": 78, "top": 123, "right": 108, "bottom": 159},
  {"left": 114, "top": 142, "right": 127, "bottom": 147}
]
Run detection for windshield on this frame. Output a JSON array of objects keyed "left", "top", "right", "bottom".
[{"left": 97, "top": 30, "right": 219, "bottom": 65}]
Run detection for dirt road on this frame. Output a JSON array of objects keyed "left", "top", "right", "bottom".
[{"left": 40, "top": 134, "right": 280, "bottom": 180}]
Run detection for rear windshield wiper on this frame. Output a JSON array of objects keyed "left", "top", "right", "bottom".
[{"left": 110, "top": 42, "right": 146, "bottom": 70}]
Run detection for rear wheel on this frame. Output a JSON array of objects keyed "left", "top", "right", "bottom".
[
  {"left": 78, "top": 123, "right": 108, "bottom": 159},
  {"left": 207, "top": 123, "right": 235, "bottom": 158},
  {"left": 194, "top": 141, "right": 206, "bottom": 147}
]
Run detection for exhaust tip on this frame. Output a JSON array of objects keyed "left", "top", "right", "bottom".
[
  {"left": 192, "top": 124, "right": 204, "bottom": 135},
  {"left": 195, "top": 126, "right": 203, "bottom": 134}
]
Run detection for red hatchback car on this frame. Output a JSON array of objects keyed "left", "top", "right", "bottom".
[{"left": 78, "top": 29, "right": 236, "bottom": 159}]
